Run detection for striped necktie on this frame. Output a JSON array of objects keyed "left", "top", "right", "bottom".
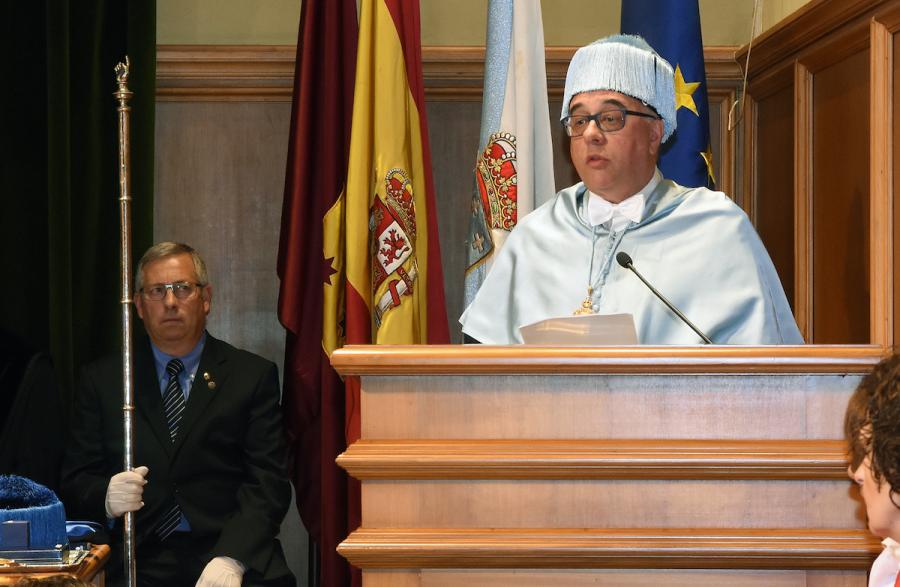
[
  {"left": 162, "top": 359, "right": 186, "bottom": 441},
  {"left": 156, "top": 358, "right": 186, "bottom": 540}
]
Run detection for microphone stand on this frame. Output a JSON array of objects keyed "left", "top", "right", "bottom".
[{"left": 616, "top": 252, "right": 713, "bottom": 344}]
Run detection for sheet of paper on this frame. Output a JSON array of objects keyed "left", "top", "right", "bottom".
[{"left": 519, "top": 313, "right": 638, "bottom": 345}]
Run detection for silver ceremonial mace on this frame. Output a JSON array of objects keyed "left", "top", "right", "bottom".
[{"left": 114, "top": 56, "right": 137, "bottom": 587}]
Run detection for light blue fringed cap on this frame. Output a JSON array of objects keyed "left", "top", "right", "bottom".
[{"left": 561, "top": 34, "right": 677, "bottom": 142}]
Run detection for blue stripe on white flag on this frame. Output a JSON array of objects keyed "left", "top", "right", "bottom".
[{"left": 480, "top": 0, "right": 512, "bottom": 147}]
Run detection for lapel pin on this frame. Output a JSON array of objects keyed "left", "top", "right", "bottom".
[
  {"left": 203, "top": 372, "right": 211, "bottom": 381},
  {"left": 203, "top": 372, "right": 216, "bottom": 390}
]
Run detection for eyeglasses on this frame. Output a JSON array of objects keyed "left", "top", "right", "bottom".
[
  {"left": 561, "top": 108, "right": 661, "bottom": 137},
  {"left": 140, "top": 282, "right": 204, "bottom": 301}
]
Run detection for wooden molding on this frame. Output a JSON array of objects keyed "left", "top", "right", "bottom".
[
  {"left": 156, "top": 44, "right": 741, "bottom": 102},
  {"left": 156, "top": 45, "right": 296, "bottom": 102},
  {"left": 738, "top": 0, "right": 900, "bottom": 76},
  {"left": 794, "top": 62, "right": 813, "bottom": 341},
  {"left": 878, "top": 2, "right": 900, "bottom": 30},
  {"left": 337, "top": 528, "right": 881, "bottom": 570},
  {"left": 796, "top": 17, "right": 871, "bottom": 74},
  {"left": 709, "top": 87, "right": 738, "bottom": 203},
  {"left": 736, "top": 0, "right": 882, "bottom": 76},
  {"left": 741, "top": 94, "right": 757, "bottom": 221},
  {"left": 870, "top": 20, "right": 894, "bottom": 347},
  {"left": 747, "top": 63, "right": 793, "bottom": 101},
  {"left": 329, "top": 344, "right": 883, "bottom": 376},
  {"left": 337, "top": 439, "right": 849, "bottom": 480}
]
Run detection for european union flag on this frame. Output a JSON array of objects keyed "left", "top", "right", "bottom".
[{"left": 621, "top": 0, "right": 714, "bottom": 188}]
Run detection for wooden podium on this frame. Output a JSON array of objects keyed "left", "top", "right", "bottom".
[{"left": 333, "top": 345, "right": 885, "bottom": 586}]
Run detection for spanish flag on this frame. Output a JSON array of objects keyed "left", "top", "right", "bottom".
[
  {"left": 325, "top": 0, "right": 449, "bottom": 435},
  {"left": 281, "top": 1, "right": 448, "bottom": 582}
]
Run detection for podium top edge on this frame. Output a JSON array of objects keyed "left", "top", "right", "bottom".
[{"left": 329, "top": 344, "right": 886, "bottom": 376}]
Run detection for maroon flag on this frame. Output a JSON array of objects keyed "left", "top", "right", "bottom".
[{"left": 277, "top": 0, "right": 357, "bottom": 585}]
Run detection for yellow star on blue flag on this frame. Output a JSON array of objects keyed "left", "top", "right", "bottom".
[{"left": 674, "top": 64, "right": 700, "bottom": 116}]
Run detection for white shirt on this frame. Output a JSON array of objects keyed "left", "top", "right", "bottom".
[{"left": 869, "top": 538, "right": 900, "bottom": 587}]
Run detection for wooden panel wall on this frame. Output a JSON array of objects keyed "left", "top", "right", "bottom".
[
  {"left": 154, "top": 100, "right": 291, "bottom": 368},
  {"left": 753, "top": 82, "right": 795, "bottom": 310},
  {"left": 739, "top": 0, "right": 899, "bottom": 346},
  {"left": 812, "top": 50, "right": 870, "bottom": 343},
  {"left": 156, "top": 45, "right": 742, "bottom": 344}
]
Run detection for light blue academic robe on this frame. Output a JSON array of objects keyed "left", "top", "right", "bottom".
[{"left": 460, "top": 177, "right": 804, "bottom": 345}]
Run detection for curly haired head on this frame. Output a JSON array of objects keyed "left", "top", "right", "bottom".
[{"left": 845, "top": 352, "right": 900, "bottom": 504}]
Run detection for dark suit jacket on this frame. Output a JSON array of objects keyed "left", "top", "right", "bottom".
[{"left": 61, "top": 333, "right": 293, "bottom": 581}]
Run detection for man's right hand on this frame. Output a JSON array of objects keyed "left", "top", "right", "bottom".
[{"left": 105, "top": 466, "right": 149, "bottom": 518}]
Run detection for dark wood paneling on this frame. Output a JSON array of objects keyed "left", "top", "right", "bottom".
[
  {"left": 811, "top": 49, "right": 870, "bottom": 343},
  {"left": 754, "top": 85, "right": 796, "bottom": 310}
]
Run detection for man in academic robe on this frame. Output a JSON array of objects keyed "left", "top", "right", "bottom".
[
  {"left": 460, "top": 35, "right": 803, "bottom": 345},
  {"left": 61, "top": 242, "right": 295, "bottom": 587}
]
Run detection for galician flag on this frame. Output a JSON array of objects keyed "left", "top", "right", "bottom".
[{"left": 464, "top": 0, "right": 555, "bottom": 308}]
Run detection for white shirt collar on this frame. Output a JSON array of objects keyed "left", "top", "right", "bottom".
[
  {"left": 586, "top": 168, "right": 661, "bottom": 230},
  {"left": 869, "top": 538, "right": 900, "bottom": 587}
]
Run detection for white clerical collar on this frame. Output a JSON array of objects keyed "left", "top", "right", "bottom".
[{"left": 586, "top": 169, "right": 661, "bottom": 231}]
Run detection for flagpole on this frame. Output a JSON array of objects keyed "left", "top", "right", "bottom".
[{"left": 113, "top": 56, "right": 137, "bottom": 587}]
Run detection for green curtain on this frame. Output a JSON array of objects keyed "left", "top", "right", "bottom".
[{"left": 0, "top": 0, "right": 156, "bottom": 409}]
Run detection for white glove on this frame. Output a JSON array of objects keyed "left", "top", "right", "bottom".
[
  {"left": 104, "top": 466, "right": 149, "bottom": 518},
  {"left": 196, "top": 556, "right": 246, "bottom": 587}
]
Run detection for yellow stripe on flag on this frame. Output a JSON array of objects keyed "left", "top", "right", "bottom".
[
  {"left": 322, "top": 191, "right": 346, "bottom": 357},
  {"left": 345, "top": 0, "right": 436, "bottom": 344}
]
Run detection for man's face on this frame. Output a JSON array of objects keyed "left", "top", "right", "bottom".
[
  {"left": 568, "top": 90, "right": 664, "bottom": 203},
  {"left": 848, "top": 454, "right": 900, "bottom": 539},
  {"left": 134, "top": 253, "right": 211, "bottom": 355}
]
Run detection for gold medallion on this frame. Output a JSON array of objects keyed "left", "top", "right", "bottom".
[{"left": 573, "top": 287, "right": 595, "bottom": 315}]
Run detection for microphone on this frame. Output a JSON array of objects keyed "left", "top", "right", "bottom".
[{"left": 615, "top": 252, "right": 713, "bottom": 344}]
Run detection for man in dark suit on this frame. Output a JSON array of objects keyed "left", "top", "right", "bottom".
[{"left": 61, "top": 242, "right": 295, "bottom": 587}]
